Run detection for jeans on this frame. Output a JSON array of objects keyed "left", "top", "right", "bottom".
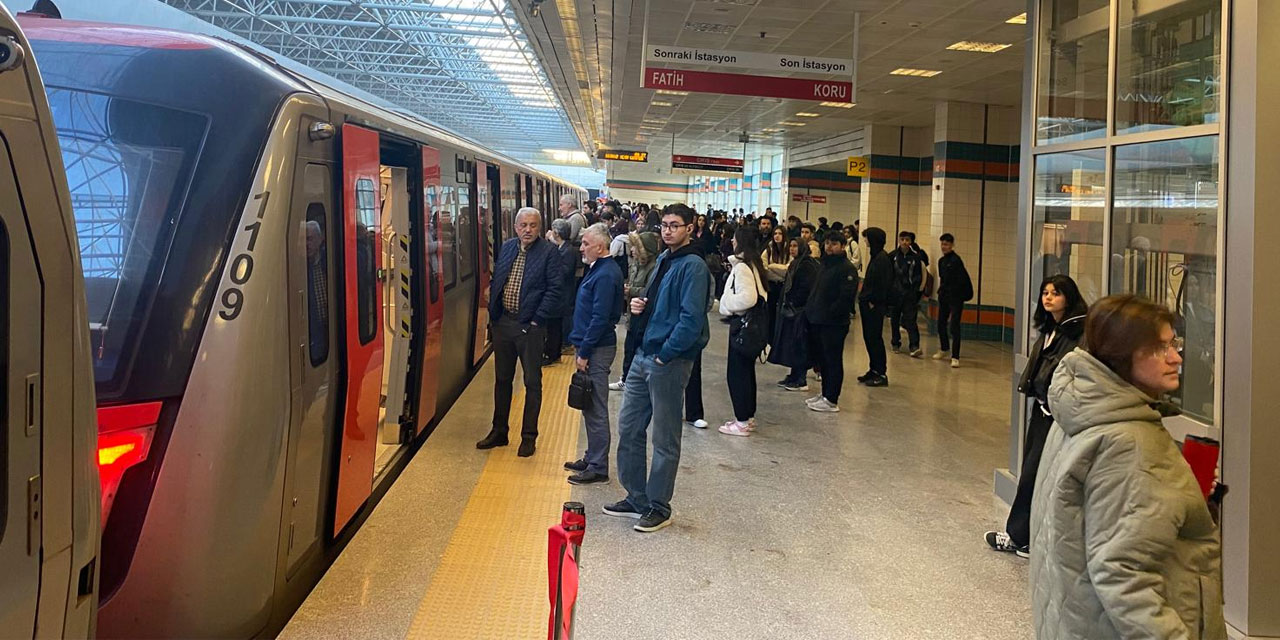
[
  {"left": 492, "top": 316, "right": 545, "bottom": 440},
  {"left": 580, "top": 343, "right": 615, "bottom": 474},
  {"left": 859, "top": 299, "right": 887, "bottom": 376},
  {"left": 890, "top": 290, "right": 922, "bottom": 351},
  {"left": 814, "top": 323, "right": 849, "bottom": 403},
  {"left": 684, "top": 353, "right": 704, "bottom": 422},
  {"left": 616, "top": 352, "right": 694, "bottom": 519},
  {"left": 1006, "top": 407, "right": 1053, "bottom": 548},
  {"left": 938, "top": 297, "right": 963, "bottom": 358},
  {"left": 725, "top": 345, "right": 757, "bottom": 421}
]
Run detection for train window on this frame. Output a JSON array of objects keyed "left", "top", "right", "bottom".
[
  {"left": 425, "top": 183, "right": 441, "bottom": 304},
  {"left": 304, "top": 203, "right": 329, "bottom": 366},
  {"left": 355, "top": 178, "right": 378, "bottom": 344},
  {"left": 456, "top": 187, "right": 474, "bottom": 281},
  {"left": 47, "top": 86, "right": 207, "bottom": 388},
  {"left": 439, "top": 186, "right": 456, "bottom": 290}
]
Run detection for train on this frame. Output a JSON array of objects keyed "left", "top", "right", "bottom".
[{"left": 7, "top": 9, "right": 586, "bottom": 638}]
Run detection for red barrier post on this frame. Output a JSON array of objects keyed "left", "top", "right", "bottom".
[{"left": 548, "top": 502, "right": 586, "bottom": 640}]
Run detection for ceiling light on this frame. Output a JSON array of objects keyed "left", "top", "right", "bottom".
[
  {"left": 760, "top": 128, "right": 783, "bottom": 133},
  {"left": 779, "top": 121, "right": 806, "bottom": 127},
  {"left": 651, "top": 101, "right": 674, "bottom": 107},
  {"left": 795, "top": 112, "right": 820, "bottom": 117},
  {"left": 947, "top": 41, "right": 1013, "bottom": 53},
  {"left": 1006, "top": 13, "right": 1027, "bottom": 24},
  {"left": 684, "top": 21, "right": 734, "bottom": 34},
  {"left": 656, "top": 89, "right": 690, "bottom": 96},
  {"left": 890, "top": 67, "right": 942, "bottom": 77},
  {"left": 820, "top": 101, "right": 855, "bottom": 109}
]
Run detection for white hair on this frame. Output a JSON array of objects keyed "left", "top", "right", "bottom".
[
  {"left": 559, "top": 193, "right": 577, "bottom": 207},
  {"left": 515, "top": 207, "right": 542, "bottom": 227},
  {"left": 581, "top": 222, "right": 611, "bottom": 246}
]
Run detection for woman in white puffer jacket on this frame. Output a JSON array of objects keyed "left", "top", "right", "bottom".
[{"left": 718, "top": 226, "right": 768, "bottom": 437}]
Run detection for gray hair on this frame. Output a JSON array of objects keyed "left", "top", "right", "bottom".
[
  {"left": 550, "top": 218, "right": 572, "bottom": 242},
  {"left": 559, "top": 193, "right": 577, "bottom": 207},
  {"left": 581, "top": 222, "right": 611, "bottom": 246},
  {"left": 515, "top": 207, "right": 542, "bottom": 228}
]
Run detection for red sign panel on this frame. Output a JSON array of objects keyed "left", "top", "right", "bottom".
[
  {"left": 812, "top": 195, "right": 827, "bottom": 204},
  {"left": 791, "top": 193, "right": 828, "bottom": 204},
  {"left": 644, "top": 67, "right": 853, "bottom": 103},
  {"left": 671, "top": 154, "right": 744, "bottom": 175}
]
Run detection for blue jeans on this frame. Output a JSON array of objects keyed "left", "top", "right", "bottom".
[
  {"left": 616, "top": 351, "right": 694, "bottom": 519},
  {"left": 580, "top": 343, "right": 615, "bottom": 474}
]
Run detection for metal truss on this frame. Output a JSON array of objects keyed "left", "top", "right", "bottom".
[{"left": 162, "top": 0, "right": 583, "bottom": 157}]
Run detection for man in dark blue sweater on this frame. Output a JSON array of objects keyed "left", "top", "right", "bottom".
[
  {"left": 478, "top": 208, "right": 564, "bottom": 457},
  {"left": 564, "top": 223, "right": 623, "bottom": 485}
]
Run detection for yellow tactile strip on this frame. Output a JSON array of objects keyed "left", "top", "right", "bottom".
[{"left": 407, "top": 362, "right": 579, "bottom": 639}]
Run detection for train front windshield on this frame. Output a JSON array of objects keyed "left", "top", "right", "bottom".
[{"left": 49, "top": 87, "right": 208, "bottom": 389}]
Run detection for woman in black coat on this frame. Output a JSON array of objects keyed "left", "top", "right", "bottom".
[
  {"left": 985, "top": 273, "right": 1088, "bottom": 556},
  {"left": 768, "top": 238, "right": 820, "bottom": 391}
]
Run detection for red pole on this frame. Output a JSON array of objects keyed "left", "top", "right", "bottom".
[{"left": 548, "top": 502, "right": 586, "bottom": 640}]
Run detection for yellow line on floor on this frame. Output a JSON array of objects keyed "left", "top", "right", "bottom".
[{"left": 406, "top": 361, "right": 579, "bottom": 640}]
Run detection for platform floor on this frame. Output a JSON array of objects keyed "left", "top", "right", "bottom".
[{"left": 281, "top": 318, "right": 1032, "bottom": 639}]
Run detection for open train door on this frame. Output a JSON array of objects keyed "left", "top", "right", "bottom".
[
  {"left": 415, "top": 146, "right": 444, "bottom": 434},
  {"left": 0, "top": 7, "right": 99, "bottom": 637},
  {"left": 333, "top": 124, "right": 384, "bottom": 536},
  {"left": 470, "top": 160, "right": 495, "bottom": 366}
]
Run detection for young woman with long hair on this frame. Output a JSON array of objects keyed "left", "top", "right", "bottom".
[{"left": 717, "top": 227, "right": 768, "bottom": 436}]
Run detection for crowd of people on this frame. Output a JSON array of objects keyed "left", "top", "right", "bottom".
[{"left": 476, "top": 197, "right": 1226, "bottom": 637}]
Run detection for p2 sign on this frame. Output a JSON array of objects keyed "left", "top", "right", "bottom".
[{"left": 846, "top": 156, "right": 869, "bottom": 178}]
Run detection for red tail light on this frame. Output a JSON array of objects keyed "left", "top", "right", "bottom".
[{"left": 97, "top": 402, "right": 163, "bottom": 528}]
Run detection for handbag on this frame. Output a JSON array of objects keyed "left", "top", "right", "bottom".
[
  {"left": 729, "top": 300, "right": 769, "bottom": 357},
  {"left": 567, "top": 370, "right": 593, "bottom": 410}
]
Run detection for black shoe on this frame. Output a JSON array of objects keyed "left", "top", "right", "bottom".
[
  {"left": 567, "top": 471, "right": 608, "bottom": 485},
  {"left": 564, "top": 459, "right": 588, "bottom": 472},
  {"left": 866, "top": 374, "right": 889, "bottom": 387},
  {"left": 476, "top": 432, "right": 509, "bottom": 449},
  {"left": 602, "top": 499, "right": 643, "bottom": 519},
  {"left": 856, "top": 371, "right": 874, "bottom": 383},
  {"left": 541, "top": 356, "right": 558, "bottom": 367},
  {"left": 517, "top": 439, "right": 536, "bottom": 457},
  {"left": 633, "top": 510, "right": 672, "bottom": 533}
]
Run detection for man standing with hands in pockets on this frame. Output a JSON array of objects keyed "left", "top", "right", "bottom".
[
  {"left": 564, "top": 223, "right": 623, "bottom": 485},
  {"left": 605, "top": 204, "right": 711, "bottom": 533}
]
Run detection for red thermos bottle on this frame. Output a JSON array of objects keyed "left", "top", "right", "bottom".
[{"left": 1182, "top": 435, "right": 1220, "bottom": 500}]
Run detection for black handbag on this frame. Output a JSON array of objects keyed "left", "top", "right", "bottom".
[
  {"left": 567, "top": 370, "right": 593, "bottom": 410},
  {"left": 729, "top": 301, "right": 769, "bottom": 357}
]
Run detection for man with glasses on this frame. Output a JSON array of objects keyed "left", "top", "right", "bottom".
[{"left": 605, "top": 204, "right": 711, "bottom": 533}]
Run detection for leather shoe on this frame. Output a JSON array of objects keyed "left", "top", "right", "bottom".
[
  {"left": 517, "top": 439, "right": 536, "bottom": 457},
  {"left": 564, "top": 459, "right": 588, "bottom": 472},
  {"left": 567, "top": 470, "right": 608, "bottom": 485},
  {"left": 475, "top": 432, "right": 509, "bottom": 449}
]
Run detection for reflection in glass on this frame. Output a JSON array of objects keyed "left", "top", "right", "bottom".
[
  {"left": 1111, "top": 136, "right": 1218, "bottom": 422},
  {"left": 1032, "top": 150, "right": 1107, "bottom": 307},
  {"left": 1036, "top": 0, "right": 1110, "bottom": 143},
  {"left": 1116, "top": 0, "right": 1221, "bottom": 134},
  {"left": 355, "top": 178, "right": 379, "bottom": 344}
]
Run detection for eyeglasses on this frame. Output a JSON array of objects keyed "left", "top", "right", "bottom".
[
  {"left": 659, "top": 222, "right": 688, "bottom": 231},
  {"left": 1151, "top": 336, "right": 1185, "bottom": 358}
]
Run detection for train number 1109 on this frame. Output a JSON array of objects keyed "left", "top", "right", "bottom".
[{"left": 219, "top": 191, "right": 270, "bottom": 321}]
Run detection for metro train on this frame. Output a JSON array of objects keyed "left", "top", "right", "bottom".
[{"left": 13, "top": 12, "right": 586, "bottom": 639}]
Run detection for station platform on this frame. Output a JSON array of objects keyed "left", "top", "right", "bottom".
[{"left": 281, "top": 319, "right": 1032, "bottom": 640}]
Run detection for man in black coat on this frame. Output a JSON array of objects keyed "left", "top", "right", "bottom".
[
  {"left": 477, "top": 207, "right": 564, "bottom": 457},
  {"left": 934, "top": 233, "right": 974, "bottom": 367},
  {"left": 858, "top": 227, "right": 893, "bottom": 387},
  {"left": 803, "top": 234, "right": 859, "bottom": 412}
]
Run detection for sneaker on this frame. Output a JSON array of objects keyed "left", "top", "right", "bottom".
[
  {"left": 567, "top": 471, "right": 609, "bottom": 485},
  {"left": 691, "top": 419, "right": 708, "bottom": 429},
  {"left": 984, "top": 531, "right": 1029, "bottom": 558},
  {"left": 932, "top": 351, "right": 947, "bottom": 360},
  {"left": 909, "top": 348, "right": 923, "bottom": 358},
  {"left": 808, "top": 398, "right": 839, "bottom": 412},
  {"left": 865, "top": 374, "right": 889, "bottom": 387},
  {"left": 805, "top": 395, "right": 823, "bottom": 407},
  {"left": 634, "top": 510, "right": 672, "bottom": 533},
  {"left": 951, "top": 358, "right": 961, "bottom": 368},
  {"left": 891, "top": 344, "right": 901, "bottom": 354},
  {"left": 856, "top": 371, "right": 875, "bottom": 383},
  {"left": 782, "top": 380, "right": 809, "bottom": 392},
  {"left": 775, "top": 378, "right": 791, "bottom": 388},
  {"left": 608, "top": 380, "right": 625, "bottom": 391},
  {"left": 602, "top": 500, "right": 643, "bottom": 519},
  {"left": 718, "top": 420, "right": 751, "bottom": 437},
  {"left": 564, "top": 459, "right": 588, "bottom": 472}
]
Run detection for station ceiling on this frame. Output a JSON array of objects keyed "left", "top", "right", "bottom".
[{"left": 520, "top": 0, "right": 1030, "bottom": 158}]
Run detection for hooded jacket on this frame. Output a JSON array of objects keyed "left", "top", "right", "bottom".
[
  {"left": 637, "top": 242, "right": 711, "bottom": 363},
  {"left": 858, "top": 227, "right": 893, "bottom": 307},
  {"left": 805, "top": 252, "right": 859, "bottom": 326},
  {"left": 1030, "top": 349, "right": 1225, "bottom": 640},
  {"left": 626, "top": 231, "right": 661, "bottom": 301},
  {"left": 1017, "top": 314, "right": 1086, "bottom": 409}
]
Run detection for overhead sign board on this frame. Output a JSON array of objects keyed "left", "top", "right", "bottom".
[
  {"left": 671, "top": 154, "right": 743, "bottom": 177},
  {"left": 645, "top": 45, "right": 853, "bottom": 77},
  {"left": 846, "top": 156, "right": 869, "bottom": 177},
  {"left": 644, "top": 67, "right": 853, "bottom": 104},
  {"left": 598, "top": 149, "right": 648, "bottom": 162}
]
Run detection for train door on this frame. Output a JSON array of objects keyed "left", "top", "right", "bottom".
[
  {"left": 378, "top": 166, "right": 413, "bottom": 453},
  {"left": 333, "top": 123, "right": 384, "bottom": 536},
  {"left": 0, "top": 9, "right": 98, "bottom": 636},
  {"left": 471, "top": 160, "right": 495, "bottom": 366},
  {"left": 414, "top": 146, "right": 444, "bottom": 434}
]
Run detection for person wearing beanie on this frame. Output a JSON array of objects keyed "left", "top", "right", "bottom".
[{"left": 858, "top": 227, "right": 893, "bottom": 387}]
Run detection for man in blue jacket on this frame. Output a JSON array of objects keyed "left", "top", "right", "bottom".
[
  {"left": 564, "top": 223, "right": 623, "bottom": 485},
  {"left": 477, "top": 207, "right": 564, "bottom": 457},
  {"left": 604, "top": 204, "right": 711, "bottom": 533}
]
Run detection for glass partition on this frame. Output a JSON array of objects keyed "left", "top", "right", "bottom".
[
  {"left": 1032, "top": 150, "right": 1107, "bottom": 305},
  {"left": 1115, "top": 0, "right": 1221, "bottom": 135},
  {"left": 1036, "top": 0, "right": 1111, "bottom": 144}
]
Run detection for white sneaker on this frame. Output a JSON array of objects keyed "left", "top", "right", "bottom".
[
  {"left": 608, "top": 380, "right": 625, "bottom": 391},
  {"left": 909, "top": 348, "right": 924, "bottom": 358},
  {"left": 951, "top": 358, "right": 961, "bottom": 368},
  {"left": 718, "top": 420, "right": 752, "bottom": 437},
  {"left": 932, "top": 351, "right": 947, "bottom": 360},
  {"left": 808, "top": 398, "right": 839, "bottom": 412},
  {"left": 805, "top": 395, "right": 823, "bottom": 405},
  {"left": 691, "top": 419, "right": 708, "bottom": 429}
]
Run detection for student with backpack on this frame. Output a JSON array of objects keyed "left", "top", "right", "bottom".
[{"left": 934, "top": 233, "right": 974, "bottom": 368}]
